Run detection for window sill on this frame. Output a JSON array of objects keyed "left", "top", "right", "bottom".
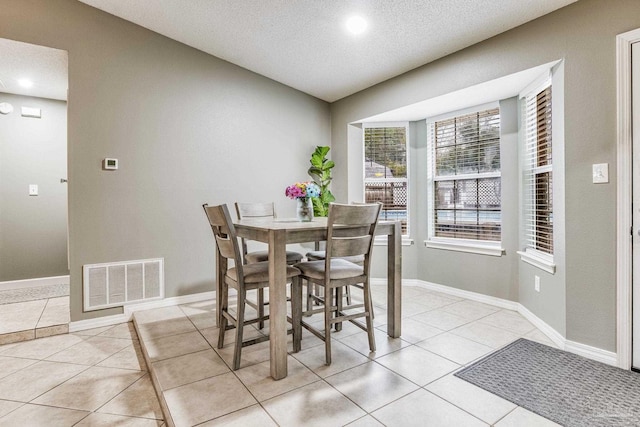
[
  {"left": 517, "top": 250, "right": 556, "bottom": 274},
  {"left": 374, "top": 237, "right": 414, "bottom": 246},
  {"left": 424, "top": 240, "right": 504, "bottom": 257}
]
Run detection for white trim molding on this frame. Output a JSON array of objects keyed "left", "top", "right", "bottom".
[
  {"left": 517, "top": 304, "right": 565, "bottom": 349},
  {"left": 616, "top": 27, "right": 640, "bottom": 370},
  {"left": 373, "top": 278, "right": 618, "bottom": 366},
  {"left": 565, "top": 340, "right": 618, "bottom": 367},
  {"left": 426, "top": 240, "right": 505, "bottom": 257},
  {"left": 69, "top": 291, "right": 215, "bottom": 332},
  {"left": 0, "top": 275, "right": 69, "bottom": 290},
  {"left": 404, "top": 279, "right": 518, "bottom": 310},
  {"left": 517, "top": 250, "right": 556, "bottom": 274}
]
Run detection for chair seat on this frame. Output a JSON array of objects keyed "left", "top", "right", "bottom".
[
  {"left": 295, "top": 259, "right": 364, "bottom": 280},
  {"left": 245, "top": 250, "right": 304, "bottom": 264},
  {"left": 227, "top": 262, "right": 301, "bottom": 284},
  {"left": 305, "top": 250, "right": 364, "bottom": 264}
]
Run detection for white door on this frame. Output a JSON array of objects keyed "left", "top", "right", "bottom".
[{"left": 632, "top": 41, "right": 640, "bottom": 369}]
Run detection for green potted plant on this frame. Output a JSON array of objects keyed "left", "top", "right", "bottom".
[{"left": 307, "top": 146, "right": 336, "bottom": 216}]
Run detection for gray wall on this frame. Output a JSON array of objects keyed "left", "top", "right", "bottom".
[
  {"left": 0, "top": 0, "right": 330, "bottom": 321},
  {"left": 331, "top": 0, "right": 640, "bottom": 352},
  {"left": 0, "top": 93, "right": 68, "bottom": 282}
]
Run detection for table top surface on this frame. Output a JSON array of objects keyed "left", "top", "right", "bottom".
[{"left": 234, "top": 217, "right": 398, "bottom": 232}]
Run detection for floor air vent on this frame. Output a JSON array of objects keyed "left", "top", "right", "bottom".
[{"left": 83, "top": 258, "right": 164, "bottom": 311}]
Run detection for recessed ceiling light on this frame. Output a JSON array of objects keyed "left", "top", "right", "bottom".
[
  {"left": 18, "top": 78, "right": 33, "bottom": 88},
  {"left": 346, "top": 16, "right": 367, "bottom": 35}
]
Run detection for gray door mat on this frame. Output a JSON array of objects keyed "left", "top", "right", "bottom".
[{"left": 455, "top": 338, "right": 640, "bottom": 427}]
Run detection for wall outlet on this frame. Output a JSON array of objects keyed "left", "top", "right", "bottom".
[{"left": 534, "top": 275, "right": 540, "bottom": 292}]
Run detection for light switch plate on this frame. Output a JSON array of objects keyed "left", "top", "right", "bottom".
[
  {"left": 21, "top": 107, "right": 41, "bottom": 118},
  {"left": 29, "top": 184, "right": 38, "bottom": 196},
  {"left": 103, "top": 158, "right": 118, "bottom": 170},
  {"left": 592, "top": 163, "right": 609, "bottom": 184}
]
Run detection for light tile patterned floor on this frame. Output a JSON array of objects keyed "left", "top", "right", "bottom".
[
  {"left": 0, "top": 322, "right": 164, "bottom": 426},
  {"left": 0, "top": 284, "right": 563, "bottom": 426},
  {"left": 0, "top": 296, "right": 70, "bottom": 345},
  {"left": 130, "top": 284, "right": 560, "bottom": 427}
]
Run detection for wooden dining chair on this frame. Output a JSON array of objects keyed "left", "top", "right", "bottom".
[
  {"left": 234, "top": 202, "right": 304, "bottom": 264},
  {"left": 235, "top": 202, "right": 304, "bottom": 328},
  {"left": 304, "top": 202, "right": 374, "bottom": 310},
  {"left": 294, "top": 202, "right": 382, "bottom": 365},
  {"left": 203, "top": 203, "right": 302, "bottom": 370}
]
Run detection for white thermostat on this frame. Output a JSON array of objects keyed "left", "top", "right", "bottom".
[{"left": 103, "top": 158, "right": 118, "bottom": 170}]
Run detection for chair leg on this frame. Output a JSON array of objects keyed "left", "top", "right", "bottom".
[
  {"left": 363, "top": 281, "right": 376, "bottom": 353},
  {"left": 291, "top": 278, "right": 302, "bottom": 353},
  {"left": 217, "top": 282, "right": 229, "bottom": 349},
  {"left": 366, "top": 283, "right": 375, "bottom": 320},
  {"left": 306, "top": 279, "right": 313, "bottom": 316},
  {"left": 324, "top": 287, "right": 333, "bottom": 365},
  {"left": 345, "top": 285, "right": 352, "bottom": 305},
  {"left": 217, "top": 314, "right": 228, "bottom": 350},
  {"left": 335, "top": 286, "right": 343, "bottom": 332},
  {"left": 232, "top": 290, "right": 246, "bottom": 370},
  {"left": 258, "top": 288, "right": 265, "bottom": 329}
]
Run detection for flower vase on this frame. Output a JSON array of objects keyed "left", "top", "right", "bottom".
[{"left": 296, "top": 198, "right": 314, "bottom": 222}]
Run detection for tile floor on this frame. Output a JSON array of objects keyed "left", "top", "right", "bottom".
[
  {"left": 129, "top": 284, "right": 561, "bottom": 427},
  {"left": 0, "top": 284, "right": 564, "bottom": 426},
  {"left": 0, "top": 322, "right": 165, "bottom": 426},
  {"left": 0, "top": 296, "right": 70, "bottom": 345}
]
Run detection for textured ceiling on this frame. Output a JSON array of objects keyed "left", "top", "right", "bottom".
[
  {"left": 0, "top": 38, "right": 68, "bottom": 101},
  {"left": 77, "top": 0, "right": 576, "bottom": 102}
]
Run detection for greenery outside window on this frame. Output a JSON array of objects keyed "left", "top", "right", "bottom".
[
  {"left": 363, "top": 124, "right": 409, "bottom": 236},
  {"left": 426, "top": 105, "right": 503, "bottom": 256}
]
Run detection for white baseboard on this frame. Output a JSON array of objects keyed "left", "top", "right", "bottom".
[
  {"left": 409, "top": 279, "right": 520, "bottom": 311},
  {"left": 71, "top": 279, "right": 620, "bottom": 368},
  {"left": 564, "top": 340, "right": 618, "bottom": 367},
  {"left": 0, "top": 275, "right": 69, "bottom": 290},
  {"left": 372, "top": 277, "right": 619, "bottom": 367},
  {"left": 123, "top": 291, "right": 215, "bottom": 316},
  {"left": 516, "top": 304, "right": 565, "bottom": 348},
  {"left": 69, "top": 291, "right": 215, "bottom": 332}
]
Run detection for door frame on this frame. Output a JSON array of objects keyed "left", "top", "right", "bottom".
[{"left": 616, "top": 27, "right": 640, "bottom": 370}]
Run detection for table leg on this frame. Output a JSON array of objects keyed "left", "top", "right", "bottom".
[
  {"left": 387, "top": 222, "right": 402, "bottom": 338},
  {"left": 269, "top": 229, "right": 288, "bottom": 380}
]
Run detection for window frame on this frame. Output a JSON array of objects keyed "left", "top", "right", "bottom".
[
  {"left": 517, "top": 77, "right": 556, "bottom": 274},
  {"left": 425, "top": 102, "right": 505, "bottom": 257},
  {"left": 362, "top": 122, "right": 411, "bottom": 243}
]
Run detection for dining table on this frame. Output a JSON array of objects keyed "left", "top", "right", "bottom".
[{"left": 216, "top": 216, "right": 402, "bottom": 380}]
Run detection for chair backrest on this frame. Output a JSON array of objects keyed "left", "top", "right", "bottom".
[
  {"left": 325, "top": 202, "right": 382, "bottom": 276},
  {"left": 234, "top": 202, "right": 276, "bottom": 263},
  {"left": 203, "top": 203, "right": 245, "bottom": 282},
  {"left": 235, "top": 202, "right": 276, "bottom": 220}
]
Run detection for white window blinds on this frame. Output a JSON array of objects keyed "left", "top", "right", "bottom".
[
  {"left": 363, "top": 125, "right": 408, "bottom": 235},
  {"left": 522, "top": 83, "right": 553, "bottom": 255},
  {"left": 428, "top": 108, "right": 502, "bottom": 242}
]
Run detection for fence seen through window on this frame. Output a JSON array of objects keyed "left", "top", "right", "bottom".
[
  {"left": 364, "top": 126, "right": 408, "bottom": 234},
  {"left": 431, "top": 108, "right": 501, "bottom": 242}
]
